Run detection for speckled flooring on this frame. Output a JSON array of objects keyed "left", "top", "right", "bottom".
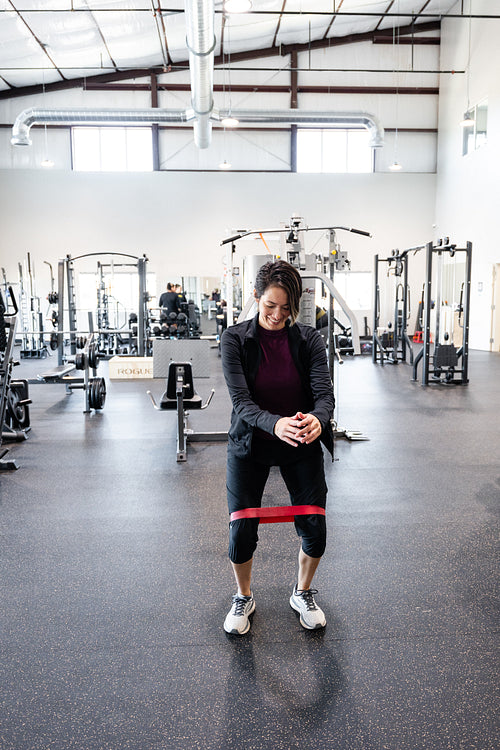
[{"left": 0, "top": 346, "right": 498, "bottom": 750}]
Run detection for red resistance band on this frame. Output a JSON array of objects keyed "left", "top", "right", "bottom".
[{"left": 230, "top": 505, "right": 326, "bottom": 525}]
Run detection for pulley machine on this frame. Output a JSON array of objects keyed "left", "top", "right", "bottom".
[
  {"left": 221, "top": 216, "right": 372, "bottom": 443},
  {"left": 412, "top": 239, "right": 472, "bottom": 385},
  {"left": 221, "top": 216, "right": 372, "bottom": 374},
  {"left": 373, "top": 248, "right": 414, "bottom": 366}
]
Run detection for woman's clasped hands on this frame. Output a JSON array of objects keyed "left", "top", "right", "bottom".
[{"left": 274, "top": 411, "right": 322, "bottom": 446}]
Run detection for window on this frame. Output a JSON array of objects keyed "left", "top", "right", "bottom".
[
  {"left": 297, "top": 128, "right": 373, "bottom": 173},
  {"left": 77, "top": 271, "right": 156, "bottom": 330},
  {"left": 332, "top": 272, "right": 372, "bottom": 311},
  {"left": 462, "top": 101, "right": 488, "bottom": 156},
  {"left": 72, "top": 127, "right": 154, "bottom": 172}
]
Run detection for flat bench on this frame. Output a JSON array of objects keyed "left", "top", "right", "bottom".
[{"left": 37, "top": 364, "right": 76, "bottom": 382}]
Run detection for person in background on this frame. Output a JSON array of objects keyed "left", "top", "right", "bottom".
[
  {"left": 159, "top": 283, "right": 181, "bottom": 316},
  {"left": 220, "top": 259, "right": 334, "bottom": 636},
  {"left": 175, "top": 284, "right": 187, "bottom": 305}
]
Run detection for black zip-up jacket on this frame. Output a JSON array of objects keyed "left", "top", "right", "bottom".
[{"left": 221, "top": 313, "right": 334, "bottom": 459}]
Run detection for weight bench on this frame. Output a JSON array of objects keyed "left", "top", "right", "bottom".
[
  {"left": 147, "top": 341, "right": 227, "bottom": 462},
  {"left": 37, "top": 363, "right": 76, "bottom": 382}
]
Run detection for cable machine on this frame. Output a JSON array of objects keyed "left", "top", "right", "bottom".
[
  {"left": 221, "top": 216, "right": 371, "bottom": 443},
  {"left": 221, "top": 216, "right": 371, "bottom": 378},
  {"left": 412, "top": 239, "right": 472, "bottom": 385},
  {"left": 373, "top": 248, "right": 414, "bottom": 366}
]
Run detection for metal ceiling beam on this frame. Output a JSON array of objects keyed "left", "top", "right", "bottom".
[
  {"left": 6, "top": 0, "right": 67, "bottom": 84},
  {"left": 0, "top": 20, "right": 441, "bottom": 101},
  {"left": 0, "top": 7, "right": 497, "bottom": 18},
  {"left": 152, "top": 0, "right": 173, "bottom": 67},
  {"left": 374, "top": 1, "right": 396, "bottom": 32},
  {"left": 81, "top": 0, "right": 119, "bottom": 72},
  {"left": 272, "top": 1, "right": 287, "bottom": 49},
  {"left": 82, "top": 82, "right": 439, "bottom": 96},
  {"left": 322, "top": 0, "right": 345, "bottom": 39},
  {"left": 1, "top": 7, "right": 495, "bottom": 18}
]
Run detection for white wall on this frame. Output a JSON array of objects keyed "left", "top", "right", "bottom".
[
  {"left": 0, "top": 169, "right": 436, "bottom": 309},
  {"left": 437, "top": 0, "right": 500, "bottom": 350}
]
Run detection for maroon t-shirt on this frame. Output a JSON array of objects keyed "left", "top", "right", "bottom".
[{"left": 253, "top": 325, "right": 307, "bottom": 440}]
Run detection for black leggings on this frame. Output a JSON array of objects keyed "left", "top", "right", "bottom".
[{"left": 227, "top": 441, "right": 328, "bottom": 565}]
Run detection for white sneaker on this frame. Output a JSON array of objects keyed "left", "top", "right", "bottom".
[
  {"left": 290, "top": 586, "right": 326, "bottom": 630},
  {"left": 224, "top": 593, "right": 256, "bottom": 635}
]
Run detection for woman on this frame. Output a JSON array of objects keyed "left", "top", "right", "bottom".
[{"left": 221, "top": 259, "right": 334, "bottom": 635}]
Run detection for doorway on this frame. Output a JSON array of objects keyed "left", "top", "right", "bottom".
[{"left": 491, "top": 264, "right": 500, "bottom": 352}]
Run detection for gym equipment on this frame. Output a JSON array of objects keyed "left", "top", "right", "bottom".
[
  {"left": 34, "top": 318, "right": 106, "bottom": 412},
  {"left": 18, "top": 253, "right": 47, "bottom": 359},
  {"left": 54, "top": 252, "right": 150, "bottom": 365},
  {"left": 230, "top": 505, "right": 326, "bottom": 524},
  {"left": 1, "top": 287, "right": 32, "bottom": 470},
  {"left": 373, "top": 249, "right": 414, "bottom": 365},
  {"left": 221, "top": 216, "right": 370, "bottom": 444},
  {"left": 147, "top": 339, "right": 227, "bottom": 461},
  {"left": 223, "top": 217, "right": 371, "bottom": 366},
  {"left": 3, "top": 379, "right": 31, "bottom": 438},
  {"left": 412, "top": 239, "right": 472, "bottom": 385}
]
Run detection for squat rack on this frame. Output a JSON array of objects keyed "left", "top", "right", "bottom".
[{"left": 55, "top": 252, "right": 150, "bottom": 364}]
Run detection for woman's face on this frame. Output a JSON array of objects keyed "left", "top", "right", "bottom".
[{"left": 255, "top": 285, "right": 290, "bottom": 331}]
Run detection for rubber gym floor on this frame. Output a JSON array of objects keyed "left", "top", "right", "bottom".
[{"left": 1, "top": 343, "right": 499, "bottom": 750}]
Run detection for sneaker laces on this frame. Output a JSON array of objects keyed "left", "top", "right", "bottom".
[
  {"left": 232, "top": 595, "right": 251, "bottom": 616},
  {"left": 296, "top": 588, "right": 319, "bottom": 611}
]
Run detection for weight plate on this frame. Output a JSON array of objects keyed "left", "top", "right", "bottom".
[
  {"left": 88, "top": 344, "right": 99, "bottom": 369},
  {"left": 89, "top": 377, "right": 106, "bottom": 410},
  {"left": 75, "top": 352, "right": 85, "bottom": 370}
]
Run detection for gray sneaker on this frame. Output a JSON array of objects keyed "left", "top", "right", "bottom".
[
  {"left": 224, "top": 593, "right": 255, "bottom": 635},
  {"left": 290, "top": 586, "right": 326, "bottom": 630}
]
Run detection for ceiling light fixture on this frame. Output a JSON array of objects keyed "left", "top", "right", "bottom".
[
  {"left": 220, "top": 115, "right": 239, "bottom": 128},
  {"left": 224, "top": 0, "right": 252, "bottom": 13},
  {"left": 459, "top": 111, "right": 475, "bottom": 128},
  {"left": 389, "top": 161, "right": 402, "bottom": 171},
  {"left": 218, "top": 159, "right": 232, "bottom": 169}
]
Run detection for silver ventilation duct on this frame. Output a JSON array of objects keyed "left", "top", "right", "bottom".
[
  {"left": 185, "top": 0, "right": 215, "bottom": 149},
  {"left": 11, "top": 107, "right": 193, "bottom": 146},
  {"left": 216, "top": 109, "right": 385, "bottom": 148},
  {"left": 12, "top": 107, "right": 384, "bottom": 149}
]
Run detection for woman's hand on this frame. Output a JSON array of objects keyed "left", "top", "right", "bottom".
[
  {"left": 274, "top": 412, "right": 322, "bottom": 446},
  {"left": 293, "top": 412, "right": 322, "bottom": 444},
  {"left": 274, "top": 416, "right": 302, "bottom": 446}
]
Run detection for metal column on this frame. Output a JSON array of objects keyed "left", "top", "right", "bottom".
[
  {"left": 421, "top": 241, "right": 434, "bottom": 386},
  {"left": 137, "top": 255, "right": 148, "bottom": 357}
]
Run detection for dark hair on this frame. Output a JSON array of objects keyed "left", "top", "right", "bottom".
[
  {"left": 167, "top": 283, "right": 172, "bottom": 290},
  {"left": 255, "top": 260, "right": 302, "bottom": 323}
]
